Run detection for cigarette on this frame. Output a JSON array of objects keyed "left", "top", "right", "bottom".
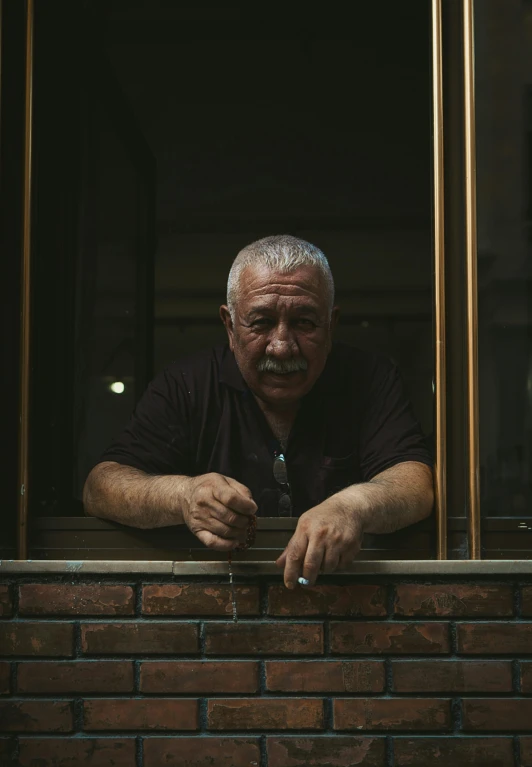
[{"left": 298, "top": 577, "right": 310, "bottom": 586}]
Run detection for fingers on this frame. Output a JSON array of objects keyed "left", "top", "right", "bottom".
[
  {"left": 214, "top": 480, "right": 257, "bottom": 516},
  {"left": 338, "top": 545, "right": 360, "bottom": 570},
  {"left": 321, "top": 547, "right": 340, "bottom": 575},
  {"left": 281, "top": 533, "right": 309, "bottom": 590},
  {"left": 196, "top": 530, "right": 240, "bottom": 551},
  {"left": 302, "top": 539, "right": 326, "bottom": 586},
  {"left": 185, "top": 474, "right": 257, "bottom": 550},
  {"left": 224, "top": 475, "right": 257, "bottom": 501},
  {"left": 210, "top": 502, "right": 250, "bottom": 530},
  {"left": 275, "top": 502, "right": 366, "bottom": 587},
  {"left": 202, "top": 515, "right": 248, "bottom": 543},
  {"left": 280, "top": 539, "right": 340, "bottom": 589},
  {"left": 338, "top": 553, "right": 353, "bottom": 570},
  {"left": 277, "top": 521, "right": 359, "bottom": 588}
]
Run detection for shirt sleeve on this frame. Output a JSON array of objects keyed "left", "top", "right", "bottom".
[
  {"left": 97, "top": 366, "right": 192, "bottom": 476},
  {"left": 359, "top": 358, "right": 433, "bottom": 481}
]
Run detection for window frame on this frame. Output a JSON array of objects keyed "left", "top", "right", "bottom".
[{"left": 8, "top": 0, "right": 529, "bottom": 564}]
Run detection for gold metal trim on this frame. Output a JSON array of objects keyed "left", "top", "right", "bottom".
[
  {"left": 0, "top": 1, "right": 3, "bottom": 155},
  {"left": 17, "top": 0, "right": 34, "bottom": 559},
  {"left": 432, "top": 0, "right": 447, "bottom": 559},
  {"left": 463, "top": 0, "right": 481, "bottom": 558}
]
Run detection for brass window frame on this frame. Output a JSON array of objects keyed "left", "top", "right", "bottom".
[{"left": 17, "top": 0, "right": 34, "bottom": 560}]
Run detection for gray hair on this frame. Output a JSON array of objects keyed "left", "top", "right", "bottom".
[{"left": 227, "top": 234, "right": 335, "bottom": 319}]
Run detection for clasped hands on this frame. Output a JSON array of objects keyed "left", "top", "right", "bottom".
[{"left": 182, "top": 472, "right": 363, "bottom": 588}]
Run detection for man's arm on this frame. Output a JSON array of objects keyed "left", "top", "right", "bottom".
[
  {"left": 276, "top": 460, "right": 434, "bottom": 588},
  {"left": 83, "top": 461, "right": 257, "bottom": 550},
  {"left": 339, "top": 460, "right": 434, "bottom": 535},
  {"left": 83, "top": 461, "right": 189, "bottom": 529}
]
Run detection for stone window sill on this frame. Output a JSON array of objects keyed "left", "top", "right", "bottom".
[{"left": 2, "top": 559, "right": 532, "bottom": 575}]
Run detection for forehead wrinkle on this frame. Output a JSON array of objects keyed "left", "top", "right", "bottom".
[
  {"left": 245, "top": 296, "right": 321, "bottom": 316},
  {"left": 246, "top": 283, "right": 322, "bottom": 300},
  {"left": 240, "top": 265, "right": 326, "bottom": 297}
]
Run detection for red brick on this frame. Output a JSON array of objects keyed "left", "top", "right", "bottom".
[
  {"left": 205, "top": 622, "right": 323, "bottom": 655},
  {"left": 522, "top": 737, "right": 532, "bottom": 766},
  {"left": 0, "top": 662, "right": 10, "bottom": 694},
  {"left": 266, "top": 660, "right": 385, "bottom": 692},
  {"left": 334, "top": 699, "right": 451, "bottom": 731},
  {"left": 208, "top": 699, "right": 324, "bottom": 730},
  {"left": 144, "top": 737, "right": 260, "bottom": 766},
  {"left": 392, "top": 660, "right": 512, "bottom": 693},
  {"left": 457, "top": 623, "right": 532, "bottom": 653},
  {"left": 84, "top": 698, "right": 198, "bottom": 731},
  {"left": 330, "top": 622, "right": 449, "bottom": 654},
  {"left": 0, "top": 701, "right": 73, "bottom": 732},
  {"left": 17, "top": 661, "right": 134, "bottom": 693},
  {"left": 395, "top": 584, "right": 513, "bottom": 617},
  {"left": 80, "top": 622, "right": 199, "bottom": 654},
  {"left": 522, "top": 587, "right": 532, "bottom": 616},
  {"left": 142, "top": 584, "right": 259, "bottom": 615},
  {"left": 522, "top": 662, "right": 532, "bottom": 693},
  {"left": 141, "top": 661, "right": 258, "bottom": 693},
  {"left": 268, "top": 584, "right": 386, "bottom": 616},
  {"left": 0, "top": 623, "right": 73, "bottom": 656},
  {"left": 394, "top": 737, "right": 514, "bottom": 766},
  {"left": 267, "top": 736, "right": 385, "bottom": 766},
  {"left": 0, "top": 585, "right": 12, "bottom": 616},
  {"left": 463, "top": 699, "right": 532, "bottom": 731},
  {"left": 18, "top": 738, "right": 135, "bottom": 766},
  {"left": 19, "top": 584, "right": 134, "bottom": 616}
]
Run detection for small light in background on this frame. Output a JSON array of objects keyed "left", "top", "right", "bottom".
[
  {"left": 361, "top": 320, "right": 370, "bottom": 328},
  {"left": 109, "top": 381, "right": 125, "bottom": 394}
]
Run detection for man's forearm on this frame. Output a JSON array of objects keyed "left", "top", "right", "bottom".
[
  {"left": 331, "top": 461, "right": 434, "bottom": 535},
  {"left": 83, "top": 461, "right": 191, "bottom": 529}
]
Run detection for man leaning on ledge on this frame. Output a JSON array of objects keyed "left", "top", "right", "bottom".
[{"left": 83, "top": 235, "right": 434, "bottom": 588}]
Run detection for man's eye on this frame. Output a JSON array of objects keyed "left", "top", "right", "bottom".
[
  {"left": 296, "top": 318, "right": 316, "bottom": 328},
  {"left": 251, "top": 319, "right": 273, "bottom": 327}
]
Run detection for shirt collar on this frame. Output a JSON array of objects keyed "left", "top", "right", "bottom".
[{"left": 219, "top": 346, "right": 247, "bottom": 391}]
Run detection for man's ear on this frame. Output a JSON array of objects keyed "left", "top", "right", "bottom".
[
  {"left": 219, "top": 305, "right": 235, "bottom": 352},
  {"left": 329, "top": 306, "right": 340, "bottom": 331}
]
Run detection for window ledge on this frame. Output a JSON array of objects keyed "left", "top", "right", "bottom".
[{"left": 2, "top": 559, "right": 532, "bottom": 575}]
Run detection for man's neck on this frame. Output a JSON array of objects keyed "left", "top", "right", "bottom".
[
  {"left": 254, "top": 394, "right": 299, "bottom": 418},
  {"left": 253, "top": 395, "right": 299, "bottom": 450}
]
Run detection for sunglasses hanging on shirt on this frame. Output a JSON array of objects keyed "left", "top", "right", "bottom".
[{"left": 273, "top": 451, "right": 293, "bottom": 517}]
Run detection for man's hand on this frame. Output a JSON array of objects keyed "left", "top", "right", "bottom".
[
  {"left": 275, "top": 500, "right": 364, "bottom": 589},
  {"left": 183, "top": 473, "right": 257, "bottom": 551},
  {"left": 274, "top": 461, "right": 434, "bottom": 589}
]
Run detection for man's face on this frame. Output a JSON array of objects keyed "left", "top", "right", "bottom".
[{"left": 220, "top": 264, "right": 338, "bottom": 408}]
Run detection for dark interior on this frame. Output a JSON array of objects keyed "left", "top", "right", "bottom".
[{"left": 3, "top": 0, "right": 434, "bottom": 525}]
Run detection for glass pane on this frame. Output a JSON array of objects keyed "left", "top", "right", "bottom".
[
  {"left": 29, "top": 2, "right": 155, "bottom": 516},
  {"left": 73, "top": 101, "right": 139, "bottom": 499},
  {"left": 476, "top": 0, "right": 531, "bottom": 516},
  {"left": 100, "top": 1, "right": 436, "bottom": 443}
]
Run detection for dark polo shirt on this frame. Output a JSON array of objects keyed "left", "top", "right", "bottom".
[{"left": 100, "top": 342, "right": 432, "bottom": 517}]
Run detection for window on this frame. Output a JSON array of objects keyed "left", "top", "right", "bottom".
[
  {"left": 3, "top": 0, "right": 524, "bottom": 562},
  {"left": 475, "top": 0, "right": 532, "bottom": 557}
]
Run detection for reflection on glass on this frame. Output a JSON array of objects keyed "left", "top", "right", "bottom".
[{"left": 476, "top": 0, "right": 532, "bottom": 515}]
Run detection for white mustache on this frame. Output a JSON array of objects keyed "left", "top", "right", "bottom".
[{"left": 257, "top": 356, "right": 308, "bottom": 374}]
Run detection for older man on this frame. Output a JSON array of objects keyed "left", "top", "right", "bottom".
[{"left": 84, "top": 235, "right": 433, "bottom": 588}]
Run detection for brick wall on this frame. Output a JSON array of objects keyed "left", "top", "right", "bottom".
[{"left": 0, "top": 575, "right": 531, "bottom": 766}]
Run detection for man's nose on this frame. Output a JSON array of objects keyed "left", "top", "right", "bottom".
[{"left": 266, "top": 324, "right": 298, "bottom": 358}]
